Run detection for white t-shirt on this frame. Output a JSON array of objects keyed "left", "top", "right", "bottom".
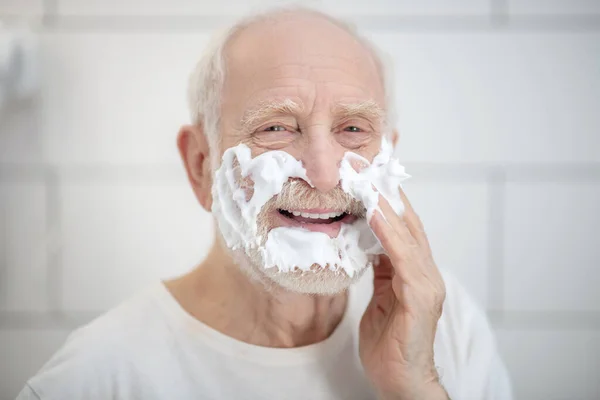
[{"left": 17, "top": 269, "right": 512, "bottom": 400}]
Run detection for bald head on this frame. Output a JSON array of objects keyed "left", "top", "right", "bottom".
[
  {"left": 220, "top": 10, "right": 385, "bottom": 145},
  {"left": 187, "top": 7, "right": 393, "bottom": 165},
  {"left": 223, "top": 9, "right": 385, "bottom": 92}
]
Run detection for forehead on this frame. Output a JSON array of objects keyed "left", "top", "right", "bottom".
[{"left": 221, "top": 13, "right": 385, "bottom": 115}]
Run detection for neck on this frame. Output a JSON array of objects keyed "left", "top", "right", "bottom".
[{"left": 166, "top": 242, "right": 348, "bottom": 348}]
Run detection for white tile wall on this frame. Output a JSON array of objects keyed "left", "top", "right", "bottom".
[
  {"left": 322, "top": 0, "right": 490, "bottom": 16},
  {"left": 508, "top": 0, "right": 600, "bottom": 15},
  {"left": 56, "top": 0, "right": 287, "bottom": 16},
  {"left": 0, "top": 329, "right": 71, "bottom": 400},
  {"left": 0, "top": 183, "right": 49, "bottom": 312},
  {"left": 402, "top": 180, "right": 491, "bottom": 308},
  {"left": 40, "top": 32, "right": 209, "bottom": 165},
  {"left": 503, "top": 182, "right": 600, "bottom": 312},
  {"left": 0, "top": 103, "right": 43, "bottom": 164},
  {"left": 1, "top": 3, "right": 600, "bottom": 400},
  {"left": 497, "top": 328, "right": 600, "bottom": 399},
  {"left": 55, "top": 0, "right": 489, "bottom": 17},
  {"left": 59, "top": 180, "right": 212, "bottom": 311},
  {"left": 372, "top": 32, "right": 600, "bottom": 164},
  {"left": 0, "top": 0, "right": 43, "bottom": 17},
  {"left": 38, "top": 31, "right": 600, "bottom": 166}
]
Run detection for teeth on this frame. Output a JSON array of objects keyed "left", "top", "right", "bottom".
[{"left": 283, "top": 209, "right": 345, "bottom": 220}]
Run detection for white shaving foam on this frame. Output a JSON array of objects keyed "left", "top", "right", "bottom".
[{"left": 211, "top": 139, "right": 410, "bottom": 277}]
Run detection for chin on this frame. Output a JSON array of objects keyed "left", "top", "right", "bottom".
[
  {"left": 224, "top": 226, "right": 371, "bottom": 295},
  {"left": 263, "top": 265, "right": 368, "bottom": 295}
]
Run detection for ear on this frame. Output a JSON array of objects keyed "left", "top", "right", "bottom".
[
  {"left": 391, "top": 129, "right": 399, "bottom": 147},
  {"left": 177, "top": 124, "right": 213, "bottom": 212}
]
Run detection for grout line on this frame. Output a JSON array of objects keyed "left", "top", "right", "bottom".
[
  {"left": 42, "top": 0, "right": 58, "bottom": 28},
  {"left": 0, "top": 203, "right": 7, "bottom": 308},
  {"left": 490, "top": 0, "right": 510, "bottom": 27},
  {"left": 23, "top": 14, "right": 600, "bottom": 33},
  {"left": 489, "top": 310, "right": 600, "bottom": 330},
  {"left": 487, "top": 168, "right": 507, "bottom": 318},
  {"left": 1, "top": 163, "right": 600, "bottom": 184},
  {"left": 44, "top": 169, "right": 63, "bottom": 316},
  {"left": 0, "top": 311, "right": 98, "bottom": 330}
]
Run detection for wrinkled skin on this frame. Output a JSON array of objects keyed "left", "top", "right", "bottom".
[{"left": 361, "top": 190, "right": 448, "bottom": 400}]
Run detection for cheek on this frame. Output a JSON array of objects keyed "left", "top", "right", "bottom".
[
  {"left": 336, "top": 132, "right": 371, "bottom": 150},
  {"left": 239, "top": 176, "right": 255, "bottom": 202},
  {"left": 344, "top": 137, "right": 383, "bottom": 163},
  {"left": 247, "top": 141, "right": 304, "bottom": 162},
  {"left": 227, "top": 156, "right": 254, "bottom": 202},
  {"left": 252, "top": 130, "right": 298, "bottom": 150}
]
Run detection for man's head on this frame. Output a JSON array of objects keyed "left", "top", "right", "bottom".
[{"left": 178, "top": 7, "right": 396, "bottom": 295}]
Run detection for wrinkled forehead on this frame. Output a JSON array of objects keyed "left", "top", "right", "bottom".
[{"left": 221, "top": 14, "right": 386, "bottom": 120}]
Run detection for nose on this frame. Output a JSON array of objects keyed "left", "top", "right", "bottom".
[{"left": 301, "top": 135, "right": 342, "bottom": 193}]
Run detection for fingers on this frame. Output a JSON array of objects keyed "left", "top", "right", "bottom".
[
  {"left": 377, "top": 194, "right": 417, "bottom": 248},
  {"left": 372, "top": 255, "right": 394, "bottom": 296},
  {"left": 371, "top": 191, "right": 440, "bottom": 284},
  {"left": 373, "top": 255, "right": 394, "bottom": 278},
  {"left": 373, "top": 188, "right": 426, "bottom": 251},
  {"left": 370, "top": 209, "right": 401, "bottom": 258},
  {"left": 369, "top": 189, "right": 447, "bottom": 319},
  {"left": 398, "top": 188, "right": 431, "bottom": 253},
  {"left": 370, "top": 209, "right": 419, "bottom": 284}
]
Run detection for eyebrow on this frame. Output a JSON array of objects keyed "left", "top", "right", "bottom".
[
  {"left": 240, "top": 99, "right": 303, "bottom": 129},
  {"left": 334, "top": 100, "right": 386, "bottom": 123},
  {"left": 239, "top": 98, "right": 386, "bottom": 131}
]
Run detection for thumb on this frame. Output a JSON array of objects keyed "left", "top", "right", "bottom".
[
  {"left": 372, "top": 254, "right": 394, "bottom": 296},
  {"left": 373, "top": 255, "right": 406, "bottom": 303}
]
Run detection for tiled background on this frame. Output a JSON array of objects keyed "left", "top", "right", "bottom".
[{"left": 0, "top": 0, "right": 599, "bottom": 399}]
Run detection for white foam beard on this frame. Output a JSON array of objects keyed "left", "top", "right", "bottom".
[{"left": 211, "top": 139, "right": 410, "bottom": 278}]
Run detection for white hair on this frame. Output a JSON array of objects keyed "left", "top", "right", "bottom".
[{"left": 187, "top": 6, "right": 396, "bottom": 168}]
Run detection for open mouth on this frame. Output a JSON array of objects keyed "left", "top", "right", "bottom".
[
  {"left": 275, "top": 208, "right": 359, "bottom": 238},
  {"left": 277, "top": 209, "right": 348, "bottom": 224}
]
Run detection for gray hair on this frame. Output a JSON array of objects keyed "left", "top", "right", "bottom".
[{"left": 187, "top": 6, "right": 396, "bottom": 168}]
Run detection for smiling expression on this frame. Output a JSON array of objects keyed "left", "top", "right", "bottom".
[{"left": 208, "top": 11, "right": 389, "bottom": 293}]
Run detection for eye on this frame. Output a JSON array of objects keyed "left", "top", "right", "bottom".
[
  {"left": 344, "top": 126, "right": 363, "bottom": 133},
  {"left": 264, "top": 125, "right": 287, "bottom": 132}
]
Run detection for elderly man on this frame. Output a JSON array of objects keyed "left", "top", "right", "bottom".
[{"left": 18, "top": 7, "right": 511, "bottom": 400}]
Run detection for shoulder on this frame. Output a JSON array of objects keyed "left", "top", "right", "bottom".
[
  {"left": 438, "top": 270, "right": 491, "bottom": 336},
  {"left": 23, "top": 283, "right": 170, "bottom": 399},
  {"left": 436, "top": 269, "right": 498, "bottom": 362},
  {"left": 436, "top": 270, "right": 513, "bottom": 399}
]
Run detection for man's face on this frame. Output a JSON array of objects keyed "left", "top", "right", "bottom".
[{"left": 213, "top": 14, "right": 387, "bottom": 294}]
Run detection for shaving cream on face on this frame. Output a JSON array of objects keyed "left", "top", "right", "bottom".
[
  {"left": 211, "top": 144, "right": 310, "bottom": 251},
  {"left": 211, "top": 138, "right": 410, "bottom": 278}
]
